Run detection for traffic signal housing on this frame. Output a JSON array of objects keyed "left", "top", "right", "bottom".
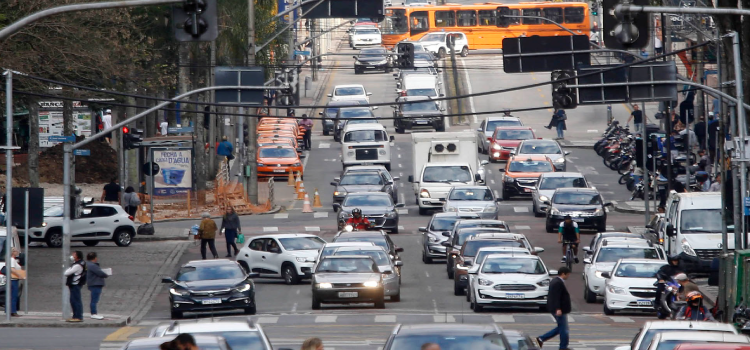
[
  {"left": 602, "top": 0, "right": 649, "bottom": 49},
  {"left": 397, "top": 42, "right": 415, "bottom": 69},
  {"left": 551, "top": 70, "right": 578, "bottom": 109},
  {"left": 591, "top": 2, "right": 599, "bottom": 16},
  {"left": 242, "top": 123, "right": 249, "bottom": 147},
  {"left": 173, "top": 0, "right": 218, "bottom": 42},
  {"left": 122, "top": 126, "right": 143, "bottom": 150}
]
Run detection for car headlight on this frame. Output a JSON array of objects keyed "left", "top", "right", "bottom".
[
  {"left": 504, "top": 176, "right": 515, "bottom": 183},
  {"left": 420, "top": 189, "right": 430, "bottom": 198},
  {"left": 376, "top": 60, "right": 388, "bottom": 65},
  {"left": 427, "top": 234, "right": 439, "bottom": 243},
  {"left": 363, "top": 281, "right": 380, "bottom": 288},
  {"left": 235, "top": 283, "right": 252, "bottom": 293},
  {"left": 296, "top": 257, "right": 308, "bottom": 263},
  {"left": 539, "top": 195, "right": 549, "bottom": 202},
  {"left": 456, "top": 264, "right": 469, "bottom": 271},
  {"left": 347, "top": 151, "right": 355, "bottom": 157},
  {"left": 445, "top": 206, "right": 457, "bottom": 212},
  {"left": 169, "top": 288, "right": 189, "bottom": 296},
  {"left": 379, "top": 149, "right": 387, "bottom": 155},
  {"left": 681, "top": 239, "right": 697, "bottom": 256},
  {"left": 334, "top": 191, "right": 346, "bottom": 196},
  {"left": 293, "top": 162, "right": 301, "bottom": 167},
  {"left": 550, "top": 207, "right": 561, "bottom": 215},
  {"left": 478, "top": 278, "right": 493, "bottom": 286},
  {"left": 492, "top": 144, "right": 502, "bottom": 150},
  {"left": 317, "top": 283, "right": 333, "bottom": 289},
  {"left": 386, "top": 210, "right": 398, "bottom": 217},
  {"left": 483, "top": 205, "right": 497, "bottom": 212},
  {"left": 257, "top": 163, "right": 265, "bottom": 167},
  {"left": 607, "top": 285, "right": 626, "bottom": 294},
  {"left": 42, "top": 222, "right": 47, "bottom": 227},
  {"left": 554, "top": 158, "right": 565, "bottom": 164},
  {"left": 595, "top": 270, "right": 609, "bottom": 278},
  {"left": 537, "top": 279, "right": 550, "bottom": 287},
  {"left": 594, "top": 208, "right": 605, "bottom": 216}
]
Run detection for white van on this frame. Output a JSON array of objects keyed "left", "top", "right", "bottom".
[
  {"left": 662, "top": 192, "right": 732, "bottom": 273},
  {"left": 341, "top": 123, "right": 394, "bottom": 170},
  {"left": 397, "top": 74, "right": 443, "bottom": 110}
]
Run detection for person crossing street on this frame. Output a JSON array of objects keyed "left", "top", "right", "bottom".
[{"left": 537, "top": 266, "right": 572, "bottom": 350}]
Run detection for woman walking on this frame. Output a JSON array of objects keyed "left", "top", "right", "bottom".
[
  {"left": 198, "top": 212, "right": 219, "bottom": 259},
  {"left": 220, "top": 207, "right": 242, "bottom": 257},
  {"left": 122, "top": 186, "right": 140, "bottom": 217},
  {"left": 554, "top": 109, "right": 567, "bottom": 140}
]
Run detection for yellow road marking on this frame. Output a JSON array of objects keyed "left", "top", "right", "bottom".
[{"left": 103, "top": 326, "right": 143, "bottom": 342}]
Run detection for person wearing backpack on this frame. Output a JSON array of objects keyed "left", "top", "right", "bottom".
[{"left": 64, "top": 251, "right": 86, "bottom": 322}]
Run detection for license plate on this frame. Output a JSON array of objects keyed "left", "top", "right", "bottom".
[
  {"left": 201, "top": 298, "right": 222, "bottom": 305},
  {"left": 273, "top": 169, "right": 286, "bottom": 173},
  {"left": 572, "top": 218, "right": 584, "bottom": 222},
  {"left": 338, "top": 292, "right": 358, "bottom": 298},
  {"left": 637, "top": 300, "right": 652, "bottom": 306},
  {"left": 506, "top": 293, "right": 525, "bottom": 299},
  {"left": 524, "top": 188, "right": 532, "bottom": 193},
  {"left": 414, "top": 120, "right": 428, "bottom": 125}
]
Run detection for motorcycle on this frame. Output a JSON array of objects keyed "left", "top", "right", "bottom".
[
  {"left": 733, "top": 299, "right": 750, "bottom": 334},
  {"left": 655, "top": 278, "right": 683, "bottom": 319}
]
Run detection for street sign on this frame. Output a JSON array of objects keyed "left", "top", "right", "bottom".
[
  {"left": 48, "top": 135, "right": 75, "bottom": 142},
  {"left": 142, "top": 162, "right": 160, "bottom": 176},
  {"left": 73, "top": 149, "right": 90, "bottom": 156},
  {"left": 576, "top": 62, "right": 677, "bottom": 105},
  {"left": 577, "top": 65, "right": 629, "bottom": 104},
  {"left": 215, "top": 66, "right": 265, "bottom": 105},
  {"left": 302, "top": 0, "right": 384, "bottom": 19},
  {"left": 294, "top": 50, "right": 311, "bottom": 56},
  {"left": 502, "top": 35, "right": 591, "bottom": 73},
  {"left": 167, "top": 127, "right": 194, "bottom": 134},
  {"left": 744, "top": 197, "right": 750, "bottom": 216},
  {"left": 629, "top": 62, "right": 678, "bottom": 102}
]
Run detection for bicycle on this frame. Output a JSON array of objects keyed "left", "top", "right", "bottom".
[{"left": 562, "top": 241, "right": 577, "bottom": 271}]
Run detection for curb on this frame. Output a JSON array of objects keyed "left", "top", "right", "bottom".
[{"left": 0, "top": 319, "right": 128, "bottom": 328}]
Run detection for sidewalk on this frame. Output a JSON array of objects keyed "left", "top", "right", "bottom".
[{"left": 614, "top": 200, "right": 657, "bottom": 214}]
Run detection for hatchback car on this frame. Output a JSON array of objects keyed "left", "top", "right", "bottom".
[
  {"left": 419, "top": 212, "right": 479, "bottom": 264},
  {"left": 603, "top": 259, "right": 664, "bottom": 315},
  {"left": 532, "top": 172, "right": 589, "bottom": 216},
  {"left": 256, "top": 145, "right": 303, "bottom": 179},
  {"left": 500, "top": 156, "right": 556, "bottom": 200},
  {"left": 489, "top": 126, "right": 536, "bottom": 162},
  {"left": 442, "top": 185, "right": 501, "bottom": 220},
  {"left": 469, "top": 254, "right": 554, "bottom": 312},
  {"left": 544, "top": 188, "right": 612, "bottom": 233},
  {"left": 332, "top": 231, "right": 404, "bottom": 261},
  {"left": 585, "top": 231, "right": 649, "bottom": 259},
  {"left": 312, "top": 255, "right": 385, "bottom": 309},
  {"left": 444, "top": 220, "right": 510, "bottom": 277},
  {"left": 331, "top": 171, "right": 397, "bottom": 208},
  {"left": 514, "top": 139, "right": 569, "bottom": 171},
  {"left": 335, "top": 192, "right": 404, "bottom": 233},
  {"left": 464, "top": 247, "right": 532, "bottom": 301},
  {"left": 334, "top": 106, "right": 377, "bottom": 142},
  {"left": 478, "top": 116, "right": 523, "bottom": 154},
  {"left": 329, "top": 245, "right": 402, "bottom": 301},
  {"left": 616, "top": 321, "right": 739, "bottom": 350},
  {"left": 382, "top": 323, "right": 510, "bottom": 350},
  {"left": 319, "top": 100, "right": 365, "bottom": 136},
  {"left": 236, "top": 234, "right": 326, "bottom": 285},
  {"left": 148, "top": 319, "right": 272, "bottom": 350}
]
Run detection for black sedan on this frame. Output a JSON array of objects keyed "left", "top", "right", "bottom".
[
  {"left": 543, "top": 187, "right": 613, "bottom": 233},
  {"left": 331, "top": 170, "right": 397, "bottom": 208},
  {"left": 162, "top": 259, "right": 258, "bottom": 319},
  {"left": 354, "top": 47, "right": 392, "bottom": 74},
  {"left": 334, "top": 192, "right": 404, "bottom": 233}
]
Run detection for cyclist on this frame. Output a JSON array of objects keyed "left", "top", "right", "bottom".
[
  {"left": 345, "top": 208, "right": 372, "bottom": 230},
  {"left": 558, "top": 215, "right": 580, "bottom": 263},
  {"left": 676, "top": 292, "right": 716, "bottom": 321}
]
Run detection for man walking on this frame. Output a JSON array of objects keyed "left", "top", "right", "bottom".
[
  {"left": 101, "top": 178, "right": 121, "bottom": 204},
  {"left": 86, "top": 252, "right": 108, "bottom": 320},
  {"left": 217, "top": 136, "right": 234, "bottom": 161},
  {"left": 102, "top": 109, "right": 113, "bottom": 144},
  {"left": 300, "top": 114, "right": 314, "bottom": 150},
  {"left": 626, "top": 104, "right": 645, "bottom": 134},
  {"left": 64, "top": 251, "right": 86, "bottom": 322},
  {"left": 537, "top": 267, "right": 572, "bottom": 350}
]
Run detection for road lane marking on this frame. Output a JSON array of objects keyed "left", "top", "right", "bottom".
[
  {"left": 514, "top": 225, "right": 531, "bottom": 230},
  {"left": 490, "top": 179, "right": 495, "bottom": 184},
  {"left": 609, "top": 316, "right": 635, "bottom": 323},
  {"left": 399, "top": 183, "right": 404, "bottom": 188},
  {"left": 256, "top": 316, "right": 279, "bottom": 324},
  {"left": 291, "top": 302, "right": 298, "bottom": 312},
  {"left": 425, "top": 271, "right": 430, "bottom": 278},
  {"left": 263, "top": 227, "right": 279, "bottom": 232},
  {"left": 460, "top": 59, "right": 478, "bottom": 124},
  {"left": 314, "top": 212, "right": 329, "bottom": 218},
  {"left": 398, "top": 225, "right": 405, "bottom": 231},
  {"left": 568, "top": 156, "right": 579, "bottom": 160},
  {"left": 398, "top": 154, "right": 402, "bottom": 158},
  {"left": 104, "top": 327, "right": 143, "bottom": 341},
  {"left": 305, "top": 226, "right": 321, "bottom": 232},
  {"left": 514, "top": 207, "right": 529, "bottom": 213},
  {"left": 274, "top": 213, "right": 289, "bottom": 219},
  {"left": 492, "top": 315, "right": 515, "bottom": 323},
  {"left": 375, "top": 315, "right": 397, "bottom": 323},
  {"left": 432, "top": 299, "right": 439, "bottom": 313},
  {"left": 433, "top": 314, "right": 456, "bottom": 323},
  {"left": 398, "top": 163, "right": 403, "bottom": 168},
  {"left": 397, "top": 209, "right": 408, "bottom": 215},
  {"left": 587, "top": 130, "right": 599, "bottom": 133},
  {"left": 427, "top": 286, "right": 432, "bottom": 292},
  {"left": 319, "top": 142, "right": 330, "bottom": 149},
  {"left": 315, "top": 315, "right": 338, "bottom": 323},
  {"left": 568, "top": 315, "right": 576, "bottom": 323},
  {"left": 296, "top": 289, "right": 301, "bottom": 295},
  {"left": 399, "top": 193, "right": 405, "bottom": 205}
]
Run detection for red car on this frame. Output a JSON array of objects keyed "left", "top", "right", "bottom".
[{"left": 488, "top": 126, "right": 536, "bottom": 162}]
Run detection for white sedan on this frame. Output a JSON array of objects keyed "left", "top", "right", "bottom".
[
  {"left": 328, "top": 84, "right": 372, "bottom": 103},
  {"left": 602, "top": 259, "right": 663, "bottom": 315},
  {"left": 583, "top": 240, "right": 663, "bottom": 303},
  {"left": 469, "top": 254, "right": 553, "bottom": 312}
]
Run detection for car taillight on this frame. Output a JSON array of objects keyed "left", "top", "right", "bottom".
[{"left": 128, "top": 215, "right": 134, "bottom": 221}]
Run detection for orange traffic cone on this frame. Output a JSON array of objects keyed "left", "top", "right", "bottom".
[
  {"left": 287, "top": 171, "right": 295, "bottom": 186},
  {"left": 312, "top": 188, "right": 323, "bottom": 208},
  {"left": 302, "top": 192, "right": 313, "bottom": 213},
  {"left": 294, "top": 172, "right": 302, "bottom": 192},
  {"left": 296, "top": 181, "right": 306, "bottom": 200}
]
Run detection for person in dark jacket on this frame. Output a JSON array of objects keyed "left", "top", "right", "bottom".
[
  {"left": 220, "top": 207, "right": 242, "bottom": 257},
  {"left": 537, "top": 266, "right": 572, "bottom": 350},
  {"left": 86, "top": 252, "right": 108, "bottom": 320}
]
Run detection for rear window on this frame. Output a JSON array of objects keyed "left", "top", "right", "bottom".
[
  {"left": 335, "top": 87, "right": 365, "bottom": 96},
  {"left": 508, "top": 160, "right": 553, "bottom": 173},
  {"left": 406, "top": 89, "right": 437, "bottom": 97},
  {"left": 564, "top": 7, "right": 585, "bottom": 23}
]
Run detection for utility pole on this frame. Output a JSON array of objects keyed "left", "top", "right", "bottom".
[
  {"left": 696, "top": 31, "right": 705, "bottom": 122},
  {"left": 246, "top": 0, "right": 259, "bottom": 204},
  {"left": 731, "top": 32, "right": 747, "bottom": 248},
  {"left": 209, "top": 40, "right": 217, "bottom": 177},
  {"left": 449, "top": 36, "right": 463, "bottom": 124},
  {"left": 311, "top": 19, "right": 318, "bottom": 82}
]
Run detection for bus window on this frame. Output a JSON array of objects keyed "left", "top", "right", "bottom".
[
  {"left": 434, "top": 11, "right": 456, "bottom": 27},
  {"left": 410, "top": 11, "right": 429, "bottom": 35},
  {"left": 522, "top": 9, "right": 541, "bottom": 24},
  {"left": 543, "top": 8, "right": 563, "bottom": 24},
  {"left": 564, "top": 7, "right": 585, "bottom": 23},
  {"left": 383, "top": 9, "right": 409, "bottom": 34},
  {"left": 509, "top": 9, "right": 520, "bottom": 25},
  {"left": 478, "top": 10, "right": 496, "bottom": 25},
  {"left": 457, "top": 10, "right": 477, "bottom": 27}
]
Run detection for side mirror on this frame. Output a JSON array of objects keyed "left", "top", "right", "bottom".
[
  {"left": 549, "top": 269, "right": 558, "bottom": 276},
  {"left": 394, "top": 261, "right": 404, "bottom": 267},
  {"left": 437, "top": 69, "right": 443, "bottom": 73},
  {"left": 367, "top": 92, "right": 373, "bottom": 96},
  {"left": 441, "top": 241, "right": 451, "bottom": 247},
  {"left": 480, "top": 160, "right": 489, "bottom": 166},
  {"left": 418, "top": 227, "right": 427, "bottom": 232},
  {"left": 442, "top": 231, "right": 451, "bottom": 237},
  {"left": 392, "top": 176, "right": 400, "bottom": 181},
  {"left": 395, "top": 203, "right": 405, "bottom": 208},
  {"left": 601, "top": 271, "right": 611, "bottom": 278},
  {"left": 498, "top": 168, "right": 505, "bottom": 172},
  {"left": 408, "top": 175, "right": 414, "bottom": 183},
  {"left": 327, "top": 94, "right": 332, "bottom": 97},
  {"left": 583, "top": 246, "right": 592, "bottom": 253},
  {"left": 439, "top": 93, "right": 445, "bottom": 97},
  {"left": 440, "top": 108, "right": 446, "bottom": 112},
  {"left": 534, "top": 247, "right": 545, "bottom": 253},
  {"left": 333, "top": 203, "right": 341, "bottom": 211},
  {"left": 583, "top": 258, "right": 592, "bottom": 264},
  {"left": 390, "top": 136, "right": 395, "bottom": 142},
  {"left": 476, "top": 128, "right": 482, "bottom": 132},
  {"left": 510, "top": 150, "right": 516, "bottom": 155},
  {"left": 395, "top": 247, "right": 404, "bottom": 253},
  {"left": 352, "top": 55, "right": 357, "bottom": 59},
  {"left": 161, "top": 277, "right": 174, "bottom": 284},
  {"left": 474, "top": 174, "right": 481, "bottom": 182},
  {"left": 542, "top": 200, "right": 551, "bottom": 205},
  {"left": 666, "top": 224, "right": 676, "bottom": 237},
  {"left": 564, "top": 151, "right": 570, "bottom": 155},
  {"left": 330, "top": 182, "right": 338, "bottom": 186},
  {"left": 334, "top": 177, "right": 340, "bottom": 182}
]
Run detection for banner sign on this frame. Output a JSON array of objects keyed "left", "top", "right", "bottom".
[{"left": 151, "top": 148, "right": 193, "bottom": 196}]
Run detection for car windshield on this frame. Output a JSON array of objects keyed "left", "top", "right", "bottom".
[
  {"left": 596, "top": 248, "right": 660, "bottom": 263},
  {"left": 449, "top": 188, "right": 493, "bottom": 201},
  {"left": 340, "top": 173, "right": 383, "bottom": 186},
  {"left": 402, "top": 67, "right": 432, "bottom": 75},
  {"left": 539, "top": 177, "right": 587, "bottom": 190},
  {"left": 476, "top": 249, "right": 529, "bottom": 265},
  {"left": 637, "top": 330, "right": 735, "bottom": 350},
  {"left": 279, "top": 237, "right": 325, "bottom": 251},
  {"left": 344, "top": 130, "right": 388, "bottom": 142},
  {"left": 505, "top": 334, "right": 532, "bottom": 350},
  {"left": 316, "top": 257, "right": 378, "bottom": 273},
  {"left": 680, "top": 209, "right": 729, "bottom": 233},
  {"left": 360, "top": 49, "right": 385, "bottom": 57},
  {"left": 496, "top": 129, "right": 534, "bottom": 140},
  {"left": 401, "top": 101, "right": 439, "bottom": 112},
  {"left": 486, "top": 119, "right": 522, "bottom": 132},
  {"left": 44, "top": 206, "right": 64, "bottom": 217},
  {"left": 324, "top": 108, "right": 340, "bottom": 117},
  {"left": 509, "top": 161, "right": 553, "bottom": 172},
  {"left": 614, "top": 262, "right": 662, "bottom": 278},
  {"left": 482, "top": 257, "right": 545, "bottom": 274},
  {"left": 406, "top": 89, "right": 438, "bottom": 97},
  {"left": 334, "top": 249, "right": 389, "bottom": 265},
  {"left": 343, "top": 194, "right": 392, "bottom": 207},
  {"left": 420, "top": 33, "right": 446, "bottom": 42},
  {"left": 339, "top": 108, "right": 372, "bottom": 118},
  {"left": 259, "top": 148, "right": 297, "bottom": 158},
  {"left": 389, "top": 332, "right": 506, "bottom": 350},
  {"left": 430, "top": 217, "right": 460, "bottom": 231},
  {"left": 191, "top": 332, "right": 264, "bottom": 350},
  {"left": 519, "top": 142, "right": 561, "bottom": 154},
  {"left": 422, "top": 166, "right": 472, "bottom": 183},
  {"left": 176, "top": 265, "right": 245, "bottom": 281},
  {"left": 334, "top": 236, "right": 388, "bottom": 250},
  {"left": 552, "top": 192, "right": 601, "bottom": 205},
  {"left": 464, "top": 240, "right": 525, "bottom": 256},
  {"left": 356, "top": 28, "right": 380, "bottom": 35},
  {"left": 335, "top": 87, "right": 365, "bottom": 96}
]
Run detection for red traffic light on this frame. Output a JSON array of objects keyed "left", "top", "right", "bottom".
[{"left": 122, "top": 126, "right": 130, "bottom": 134}]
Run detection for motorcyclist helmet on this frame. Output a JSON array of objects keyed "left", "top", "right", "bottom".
[
  {"left": 686, "top": 291, "right": 703, "bottom": 304},
  {"left": 352, "top": 208, "right": 362, "bottom": 218},
  {"left": 668, "top": 255, "right": 680, "bottom": 264}
]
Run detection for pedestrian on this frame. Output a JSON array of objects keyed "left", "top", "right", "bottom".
[
  {"left": 199, "top": 212, "right": 219, "bottom": 260},
  {"left": 2, "top": 248, "right": 25, "bottom": 317},
  {"left": 707, "top": 113, "right": 719, "bottom": 161},
  {"left": 102, "top": 109, "right": 113, "bottom": 144},
  {"left": 421, "top": 343, "right": 441, "bottom": 350},
  {"left": 160, "top": 119, "right": 169, "bottom": 136},
  {"left": 0, "top": 192, "right": 6, "bottom": 226},
  {"left": 544, "top": 110, "right": 558, "bottom": 130},
  {"left": 122, "top": 186, "right": 140, "bottom": 217},
  {"left": 300, "top": 114, "right": 313, "bottom": 150},
  {"left": 626, "top": 104, "right": 645, "bottom": 134},
  {"left": 537, "top": 266, "right": 572, "bottom": 350},
  {"left": 694, "top": 116, "right": 707, "bottom": 150},
  {"left": 554, "top": 109, "right": 567, "bottom": 140},
  {"left": 101, "top": 178, "right": 121, "bottom": 204},
  {"left": 217, "top": 136, "right": 234, "bottom": 161},
  {"left": 654, "top": 37, "right": 663, "bottom": 56},
  {"left": 86, "top": 252, "right": 108, "bottom": 320},
  {"left": 696, "top": 149, "right": 711, "bottom": 173},
  {"left": 301, "top": 337, "right": 324, "bottom": 350},
  {"left": 709, "top": 175, "right": 721, "bottom": 192},
  {"left": 64, "top": 250, "right": 86, "bottom": 322},
  {"left": 172, "top": 334, "right": 199, "bottom": 350},
  {"left": 220, "top": 206, "right": 242, "bottom": 257},
  {"left": 640, "top": 49, "right": 649, "bottom": 59}
]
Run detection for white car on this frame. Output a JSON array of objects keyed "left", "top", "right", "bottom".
[
  {"left": 477, "top": 116, "right": 523, "bottom": 154},
  {"left": 513, "top": 139, "right": 569, "bottom": 171},
  {"left": 602, "top": 259, "right": 664, "bottom": 315},
  {"left": 583, "top": 238, "right": 664, "bottom": 303},
  {"left": 614, "top": 320, "right": 739, "bottom": 350},
  {"left": 328, "top": 84, "right": 372, "bottom": 102},
  {"left": 236, "top": 234, "right": 326, "bottom": 285},
  {"left": 645, "top": 331, "right": 750, "bottom": 350},
  {"left": 417, "top": 32, "right": 469, "bottom": 58},
  {"left": 464, "top": 247, "right": 531, "bottom": 301},
  {"left": 468, "top": 254, "right": 553, "bottom": 312},
  {"left": 149, "top": 319, "right": 273, "bottom": 350},
  {"left": 350, "top": 27, "right": 382, "bottom": 49},
  {"left": 18, "top": 204, "right": 137, "bottom": 248}
]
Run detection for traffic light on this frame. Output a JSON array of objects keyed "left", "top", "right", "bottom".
[
  {"left": 122, "top": 126, "right": 143, "bottom": 150},
  {"left": 203, "top": 106, "right": 210, "bottom": 129},
  {"left": 602, "top": 0, "right": 649, "bottom": 49},
  {"left": 591, "top": 2, "right": 599, "bottom": 16},
  {"left": 172, "top": 0, "right": 218, "bottom": 42},
  {"left": 551, "top": 70, "right": 578, "bottom": 109},
  {"left": 397, "top": 42, "right": 415, "bottom": 69},
  {"left": 242, "top": 123, "right": 249, "bottom": 147}
]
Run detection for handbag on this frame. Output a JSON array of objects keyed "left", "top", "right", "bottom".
[{"left": 236, "top": 233, "right": 245, "bottom": 244}]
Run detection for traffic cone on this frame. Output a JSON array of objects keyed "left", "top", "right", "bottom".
[
  {"left": 294, "top": 172, "right": 302, "bottom": 192},
  {"left": 312, "top": 188, "right": 323, "bottom": 208},
  {"left": 296, "top": 181, "right": 306, "bottom": 200},
  {"left": 287, "top": 171, "right": 295, "bottom": 186},
  {"left": 302, "top": 192, "right": 313, "bottom": 213}
]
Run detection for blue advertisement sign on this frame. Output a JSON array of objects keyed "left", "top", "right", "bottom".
[{"left": 151, "top": 148, "right": 193, "bottom": 196}]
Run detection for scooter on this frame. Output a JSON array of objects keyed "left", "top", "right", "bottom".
[{"left": 656, "top": 279, "right": 683, "bottom": 319}]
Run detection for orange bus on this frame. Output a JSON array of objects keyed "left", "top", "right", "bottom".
[{"left": 380, "top": 2, "right": 590, "bottom": 49}]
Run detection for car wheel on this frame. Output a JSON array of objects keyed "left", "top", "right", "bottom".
[
  {"left": 374, "top": 295, "right": 386, "bottom": 309},
  {"left": 603, "top": 303, "right": 615, "bottom": 315},
  {"left": 466, "top": 288, "right": 471, "bottom": 302},
  {"left": 584, "top": 284, "right": 597, "bottom": 303},
  {"left": 437, "top": 48, "right": 446, "bottom": 58},
  {"left": 83, "top": 241, "right": 99, "bottom": 247},
  {"left": 312, "top": 294, "right": 321, "bottom": 310},
  {"left": 435, "top": 124, "right": 445, "bottom": 132},
  {"left": 391, "top": 226, "right": 399, "bottom": 234},
  {"left": 454, "top": 280, "right": 464, "bottom": 296},
  {"left": 545, "top": 220, "right": 555, "bottom": 233},
  {"left": 170, "top": 310, "right": 183, "bottom": 319},
  {"left": 472, "top": 301, "right": 483, "bottom": 312},
  {"left": 418, "top": 207, "right": 429, "bottom": 215},
  {"left": 422, "top": 251, "right": 433, "bottom": 264},
  {"left": 244, "top": 303, "right": 257, "bottom": 315},
  {"left": 354, "top": 68, "right": 361, "bottom": 74},
  {"left": 460, "top": 46, "right": 469, "bottom": 57},
  {"left": 283, "top": 264, "right": 300, "bottom": 285},
  {"left": 46, "top": 229, "right": 63, "bottom": 248},
  {"left": 391, "top": 290, "right": 401, "bottom": 302},
  {"left": 533, "top": 203, "right": 545, "bottom": 217},
  {"left": 114, "top": 229, "right": 133, "bottom": 247}
]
